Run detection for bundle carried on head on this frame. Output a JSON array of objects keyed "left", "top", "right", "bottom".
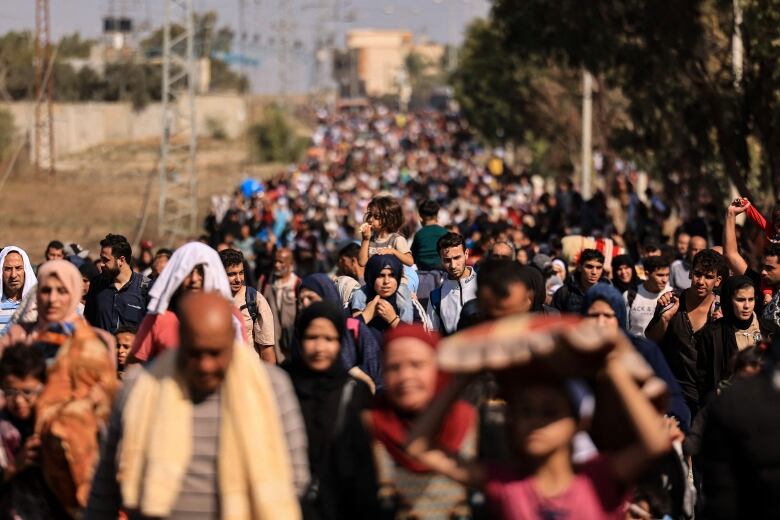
[
  {"left": 437, "top": 313, "right": 666, "bottom": 450},
  {"left": 561, "top": 235, "right": 626, "bottom": 266}
]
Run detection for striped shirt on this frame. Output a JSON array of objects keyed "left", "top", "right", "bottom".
[
  {"left": 0, "top": 296, "right": 21, "bottom": 335},
  {"left": 85, "top": 362, "right": 310, "bottom": 519}
]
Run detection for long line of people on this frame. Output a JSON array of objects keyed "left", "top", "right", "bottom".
[{"left": 0, "top": 105, "right": 778, "bottom": 519}]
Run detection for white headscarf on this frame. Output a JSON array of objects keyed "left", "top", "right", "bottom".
[
  {"left": 146, "top": 242, "right": 232, "bottom": 315},
  {"left": 0, "top": 246, "right": 37, "bottom": 300}
]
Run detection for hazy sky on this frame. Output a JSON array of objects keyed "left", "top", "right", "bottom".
[{"left": 0, "top": 0, "right": 490, "bottom": 93}]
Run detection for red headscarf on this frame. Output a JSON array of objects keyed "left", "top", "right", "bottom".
[{"left": 370, "top": 324, "right": 477, "bottom": 474}]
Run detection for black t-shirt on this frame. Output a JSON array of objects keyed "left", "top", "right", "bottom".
[{"left": 650, "top": 292, "right": 705, "bottom": 406}]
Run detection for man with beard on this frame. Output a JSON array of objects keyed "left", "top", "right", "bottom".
[
  {"left": 262, "top": 248, "right": 300, "bottom": 362},
  {"left": 84, "top": 234, "right": 149, "bottom": 333},
  {"left": 427, "top": 233, "right": 477, "bottom": 335},
  {"left": 0, "top": 247, "right": 37, "bottom": 335}
]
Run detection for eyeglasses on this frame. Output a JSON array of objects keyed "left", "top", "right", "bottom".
[{"left": 2, "top": 385, "right": 43, "bottom": 401}]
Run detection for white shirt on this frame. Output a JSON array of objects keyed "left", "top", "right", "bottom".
[{"left": 625, "top": 283, "right": 671, "bottom": 338}]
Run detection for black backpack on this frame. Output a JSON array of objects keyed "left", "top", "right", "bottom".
[{"left": 242, "top": 285, "right": 260, "bottom": 327}]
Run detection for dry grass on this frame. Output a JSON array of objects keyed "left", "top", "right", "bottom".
[{"left": 1, "top": 137, "right": 282, "bottom": 263}]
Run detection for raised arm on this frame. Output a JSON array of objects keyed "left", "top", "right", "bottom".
[
  {"left": 644, "top": 291, "right": 679, "bottom": 343},
  {"left": 405, "top": 374, "right": 486, "bottom": 489},
  {"left": 604, "top": 353, "right": 672, "bottom": 484},
  {"left": 723, "top": 199, "right": 749, "bottom": 275},
  {"left": 358, "top": 224, "right": 371, "bottom": 267}
]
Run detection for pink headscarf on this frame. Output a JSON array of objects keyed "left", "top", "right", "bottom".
[{"left": 37, "top": 260, "right": 84, "bottom": 324}]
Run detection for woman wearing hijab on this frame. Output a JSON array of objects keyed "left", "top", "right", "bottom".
[
  {"left": 581, "top": 283, "right": 691, "bottom": 430},
  {"left": 285, "top": 301, "right": 379, "bottom": 520},
  {"left": 0, "top": 260, "right": 116, "bottom": 363},
  {"left": 611, "top": 254, "right": 640, "bottom": 293},
  {"left": 128, "top": 242, "right": 243, "bottom": 364},
  {"left": 11, "top": 261, "right": 119, "bottom": 514},
  {"left": 366, "top": 325, "right": 477, "bottom": 520},
  {"left": 298, "top": 274, "right": 382, "bottom": 390},
  {"left": 697, "top": 275, "right": 764, "bottom": 401},
  {"left": 350, "top": 255, "right": 413, "bottom": 338}
]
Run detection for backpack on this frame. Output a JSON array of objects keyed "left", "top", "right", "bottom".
[
  {"left": 430, "top": 286, "right": 444, "bottom": 330},
  {"left": 242, "top": 285, "right": 260, "bottom": 328}
]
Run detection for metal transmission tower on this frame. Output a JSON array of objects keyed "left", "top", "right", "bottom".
[
  {"left": 158, "top": 0, "right": 198, "bottom": 241},
  {"left": 34, "top": 0, "right": 54, "bottom": 175}
]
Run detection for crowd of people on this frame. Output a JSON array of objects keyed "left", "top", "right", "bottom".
[{"left": 0, "top": 104, "right": 779, "bottom": 519}]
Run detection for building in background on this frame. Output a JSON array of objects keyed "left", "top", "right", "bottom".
[{"left": 335, "top": 29, "right": 445, "bottom": 100}]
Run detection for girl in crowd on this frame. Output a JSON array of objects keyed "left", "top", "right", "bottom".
[
  {"left": 358, "top": 195, "right": 415, "bottom": 268},
  {"left": 298, "top": 274, "right": 382, "bottom": 390},
  {"left": 366, "top": 325, "right": 478, "bottom": 520},
  {"left": 285, "top": 301, "right": 379, "bottom": 520},
  {"left": 611, "top": 254, "right": 640, "bottom": 294},
  {"left": 405, "top": 317, "right": 671, "bottom": 520},
  {"left": 351, "top": 255, "right": 413, "bottom": 338},
  {"left": 696, "top": 275, "right": 764, "bottom": 401},
  {"left": 359, "top": 196, "right": 415, "bottom": 321}
]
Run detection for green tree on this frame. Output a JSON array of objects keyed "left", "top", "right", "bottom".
[
  {"left": 249, "top": 104, "right": 307, "bottom": 163},
  {"left": 0, "top": 31, "right": 34, "bottom": 100},
  {"left": 140, "top": 10, "right": 248, "bottom": 93},
  {"left": 489, "top": 0, "right": 780, "bottom": 203},
  {"left": 452, "top": 19, "right": 628, "bottom": 177},
  {"left": 58, "top": 33, "right": 94, "bottom": 58},
  {"left": 0, "top": 108, "right": 15, "bottom": 160}
]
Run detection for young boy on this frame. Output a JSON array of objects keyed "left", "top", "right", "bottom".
[
  {"left": 0, "top": 345, "right": 66, "bottom": 516},
  {"left": 114, "top": 325, "right": 137, "bottom": 379}
]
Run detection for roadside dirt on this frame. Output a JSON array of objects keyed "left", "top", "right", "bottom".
[{"left": 1, "top": 137, "right": 281, "bottom": 263}]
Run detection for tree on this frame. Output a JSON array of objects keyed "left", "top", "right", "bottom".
[
  {"left": 140, "top": 10, "right": 248, "bottom": 94},
  {"left": 0, "top": 31, "right": 35, "bottom": 100},
  {"left": 58, "top": 33, "right": 94, "bottom": 58},
  {"left": 451, "top": 18, "right": 628, "bottom": 177},
  {"left": 489, "top": 0, "right": 780, "bottom": 204}
]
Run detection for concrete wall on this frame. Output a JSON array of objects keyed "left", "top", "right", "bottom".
[{"left": 1, "top": 94, "right": 247, "bottom": 159}]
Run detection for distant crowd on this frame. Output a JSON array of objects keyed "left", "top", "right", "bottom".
[{"left": 0, "top": 105, "right": 779, "bottom": 519}]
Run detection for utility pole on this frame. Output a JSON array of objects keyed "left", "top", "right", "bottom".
[
  {"left": 158, "top": 0, "right": 198, "bottom": 241},
  {"left": 34, "top": 0, "right": 54, "bottom": 175},
  {"left": 732, "top": 0, "right": 743, "bottom": 87},
  {"left": 581, "top": 70, "right": 593, "bottom": 200}
]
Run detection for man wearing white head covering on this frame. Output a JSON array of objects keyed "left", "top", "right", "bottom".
[
  {"left": 0, "top": 246, "right": 37, "bottom": 335},
  {"left": 127, "top": 242, "right": 240, "bottom": 364}
]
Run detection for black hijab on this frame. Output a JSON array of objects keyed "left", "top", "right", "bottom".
[
  {"left": 363, "top": 254, "right": 403, "bottom": 331},
  {"left": 720, "top": 275, "right": 757, "bottom": 331},
  {"left": 698, "top": 275, "right": 759, "bottom": 399},
  {"left": 611, "top": 254, "right": 640, "bottom": 293},
  {"left": 286, "top": 301, "right": 349, "bottom": 469}
]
